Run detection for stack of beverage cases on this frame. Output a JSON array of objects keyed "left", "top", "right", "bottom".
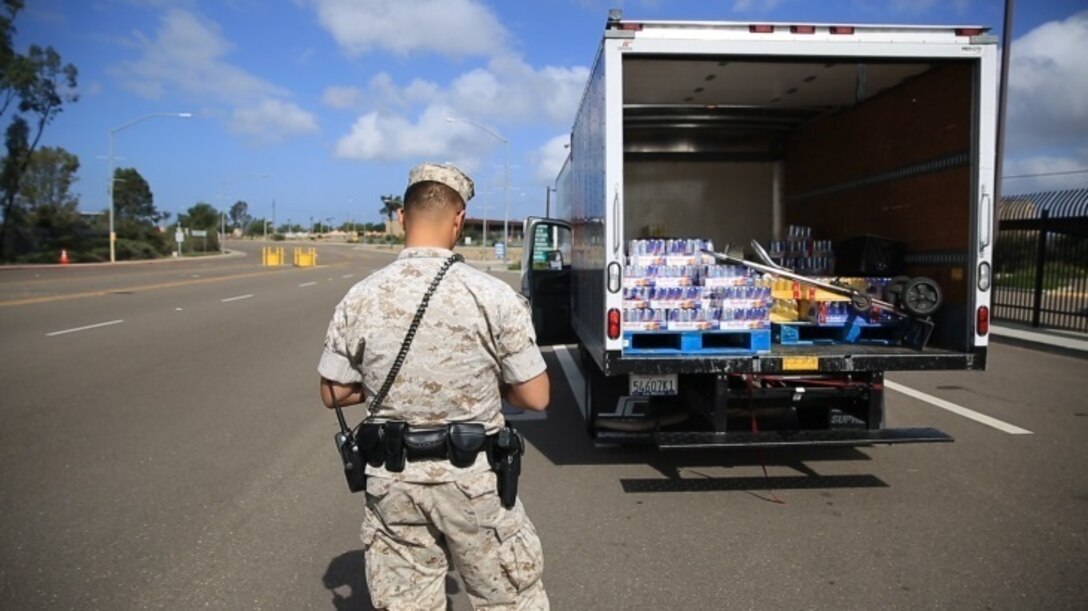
[{"left": 621, "top": 237, "right": 900, "bottom": 352}]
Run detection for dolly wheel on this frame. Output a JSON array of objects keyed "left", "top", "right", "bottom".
[
  {"left": 902, "top": 277, "right": 943, "bottom": 317},
  {"left": 850, "top": 290, "right": 873, "bottom": 314}
]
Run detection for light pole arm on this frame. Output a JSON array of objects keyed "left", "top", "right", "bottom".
[
  {"left": 107, "top": 112, "right": 191, "bottom": 263},
  {"left": 110, "top": 112, "right": 193, "bottom": 136},
  {"left": 445, "top": 116, "right": 507, "bottom": 145},
  {"left": 444, "top": 116, "right": 510, "bottom": 260}
]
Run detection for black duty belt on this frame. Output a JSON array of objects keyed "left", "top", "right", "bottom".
[
  {"left": 356, "top": 421, "right": 501, "bottom": 471},
  {"left": 353, "top": 420, "right": 524, "bottom": 508}
]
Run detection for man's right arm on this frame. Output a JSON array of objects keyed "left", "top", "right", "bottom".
[
  {"left": 495, "top": 290, "right": 551, "bottom": 412},
  {"left": 503, "top": 371, "right": 549, "bottom": 412}
]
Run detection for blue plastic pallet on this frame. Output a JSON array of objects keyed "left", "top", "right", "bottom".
[
  {"left": 623, "top": 329, "right": 771, "bottom": 355},
  {"left": 773, "top": 320, "right": 903, "bottom": 346}
]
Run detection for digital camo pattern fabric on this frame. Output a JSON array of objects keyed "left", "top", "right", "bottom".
[
  {"left": 407, "top": 162, "right": 475, "bottom": 203},
  {"left": 361, "top": 472, "right": 548, "bottom": 610},
  {"left": 318, "top": 246, "right": 547, "bottom": 482}
]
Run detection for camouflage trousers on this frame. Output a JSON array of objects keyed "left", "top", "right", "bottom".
[{"left": 361, "top": 470, "right": 549, "bottom": 610}]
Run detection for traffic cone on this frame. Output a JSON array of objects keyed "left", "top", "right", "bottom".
[{"left": 60, "top": 249, "right": 69, "bottom": 265}]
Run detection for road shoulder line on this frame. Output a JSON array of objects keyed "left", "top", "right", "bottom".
[
  {"left": 885, "top": 380, "right": 1033, "bottom": 435},
  {"left": 46, "top": 319, "right": 124, "bottom": 337}
]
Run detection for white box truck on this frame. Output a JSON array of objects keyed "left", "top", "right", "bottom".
[{"left": 522, "top": 12, "right": 999, "bottom": 447}]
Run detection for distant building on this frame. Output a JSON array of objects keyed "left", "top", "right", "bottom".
[{"left": 461, "top": 217, "right": 524, "bottom": 245}]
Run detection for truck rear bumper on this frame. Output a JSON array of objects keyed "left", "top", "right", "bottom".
[
  {"left": 651, "top": 427, "right": 953, "bottom": 449},
  {"left": 603, "top": 346, "right": 986, "bottom": 375}
]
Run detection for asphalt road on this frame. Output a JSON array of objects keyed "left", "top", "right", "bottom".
[{"left": 1, "top": 242, "right": 1085, "bottom": 610}]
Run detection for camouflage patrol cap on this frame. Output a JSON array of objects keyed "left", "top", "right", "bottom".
[{"left": 407, "top": 162, "right": 475, "bottom": 204}]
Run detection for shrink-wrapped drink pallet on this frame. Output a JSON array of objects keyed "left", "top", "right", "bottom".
[{"left": 621, "top": 238, "right": 771, "bottom": 354}]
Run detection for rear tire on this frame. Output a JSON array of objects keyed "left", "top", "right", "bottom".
[{"left": 579, "top": 346, "right": 601, "bottom": 438}]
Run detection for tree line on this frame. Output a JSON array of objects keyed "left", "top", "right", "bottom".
[{"left": 0, "top": 3, "right": 406, "bottom": 262}]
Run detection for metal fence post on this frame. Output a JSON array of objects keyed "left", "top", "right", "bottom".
[{"left": 1030, "top": 209, "right": 1049, "bottom": 327}]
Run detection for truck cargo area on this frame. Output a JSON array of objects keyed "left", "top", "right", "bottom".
[{"left": 620, "top": 55, "right": 981, "bottom": 363}]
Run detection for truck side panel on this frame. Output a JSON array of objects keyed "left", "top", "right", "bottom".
[{"left": 569, "top": 45, "right": 609, "bottom": 360}]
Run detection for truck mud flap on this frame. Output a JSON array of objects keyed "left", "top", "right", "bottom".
[{"left": 653, "top": 427, "right": 952, "bottom": 449}]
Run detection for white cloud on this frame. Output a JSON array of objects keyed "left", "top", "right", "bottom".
[
  {"left": 330, "top": 56, "right": 588, "bottom": 166},
  {"left": 308, "top": 0, "right": 506, "bottom": 58},
  {"left": 314, "top": 0, "right": 587, "bottom": 167},
  {"left": 111, "top": 8, "right": 319, "bottom": 143},
  {"left": 1003, "top": 150, "right": 1088, "bottom": 195},
  {"left": 231, "top": 99, "right": 319, "bottom": 143},
  {"left": 334, "top": 105, "right": 491, "bottom": 171},
  {"left": 322, "top": 85, "right": 365, "bottom": 109},
  {"left": 531, "top": 134, "right": 571, "bottom": 184},
  {"left": 1006, "top": 11, "right": 1088, "bottom": 153},
  {"left": 446, "top": 56, "right": 589, "bottom": 125},
  {"left": 731, "top": 0, "right": 782, "bottom": 12},
  {"left": 342, "top": 56, "right": 589, "bottom": 127},
  {"left": 112, "top": 8, "right": 285, "bottom": 103}
]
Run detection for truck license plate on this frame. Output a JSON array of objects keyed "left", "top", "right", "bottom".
[{"left": 629, "top": 374, "right": 679, "bottom": 396}]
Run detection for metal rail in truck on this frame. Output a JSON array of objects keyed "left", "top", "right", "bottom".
[{"left": 521, "top": 11, "right": 999, "bottom": 448}]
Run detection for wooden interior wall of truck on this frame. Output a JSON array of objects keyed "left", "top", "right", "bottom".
[{"left": 783, "top": 62, "right": 974, "bottom": 349}]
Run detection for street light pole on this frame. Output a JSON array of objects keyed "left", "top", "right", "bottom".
[
  {"left": 108, "top": 112, "right": 192, "bottom": 263},
  {"left": 503, "top": 139, "right": 509, "bottom": 257},
  {"left": 218, "top": 172, "right": 269, "bottom": 247},
  {"left": 445, "top": 116, "right": 509, "bottom": 261}
]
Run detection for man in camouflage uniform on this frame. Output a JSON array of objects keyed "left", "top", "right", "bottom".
[{"left": 319, "top": 162, "right": 551, "bottom": 610}]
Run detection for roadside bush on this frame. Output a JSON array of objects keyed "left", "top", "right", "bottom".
[{"left": 114, "top": 238, "right": 165, "bottom": 260}]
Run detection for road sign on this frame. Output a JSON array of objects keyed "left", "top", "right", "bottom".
[
  {"left": 191, "top": 229, "right": 207, "bottom": 237},
  {"left": 175, "top": 230, "right": 183, "bottom": 243},
  {"left": 495, "top": 242, "right": 506, "bottom": 260}
]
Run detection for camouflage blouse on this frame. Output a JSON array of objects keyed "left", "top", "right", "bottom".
[{"left": 319, "top": 247, "right": 546, "bottom": 482}]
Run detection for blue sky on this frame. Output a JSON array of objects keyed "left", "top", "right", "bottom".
[{"left": 14, "top": 0, "right": 1088, "bottom": 228}]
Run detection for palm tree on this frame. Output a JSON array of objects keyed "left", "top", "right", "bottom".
[{"left": 379, "top": 195, "right": 403, "bottom": 222}]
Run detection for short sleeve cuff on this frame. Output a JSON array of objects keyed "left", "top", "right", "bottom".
[
  {"left": 501, "top": 345, "right": 547, "bottom": 384},
  {"left": 318, "top": 347, "right": 362, "bottom": 384}
]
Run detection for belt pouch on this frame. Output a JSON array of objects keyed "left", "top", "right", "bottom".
[
  {"left": 448, "top": 423, "right": 487, "bottom": 468},
  {"left": 356, "top": 423, "right": 385, "bottom": 468},
  {"left": 383, "top": 422, "right": 408, "bottom": 472},
  {"left": 403, "top": 429, "right": 449, "bottom": 460}
]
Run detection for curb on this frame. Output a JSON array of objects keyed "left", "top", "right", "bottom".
[
  {"left": 0, "top": 249, "right": 246, "bottom": 271},
  {"left": 990, "top": 325, "right": 1088, "bottom": 359}
]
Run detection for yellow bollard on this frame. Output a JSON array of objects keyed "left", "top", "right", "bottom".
[
  {"left": 262, "top": 246, "right": 285, "bottom": 266},
  {"left": 293, "top": 247, "right": 317, "bottom": 267}
]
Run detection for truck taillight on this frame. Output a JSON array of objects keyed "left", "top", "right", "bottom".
[
  {"left": 977, "top": 306, "right": 989, "bottom": 336},
  {"left": 749, "top": 24, "right": 774, "bottom": 33},
  {"left": 955, "top": 28, "right": 984, "bottom": 36},
  {"left": 790, "top": 25, "right": 816, "bottom": 34},
  {"left": 608, "top": 308, "right": 621, "bottom": 340},
  {"left": 830, "top": 26, "right": 854, "bottom": 35}
]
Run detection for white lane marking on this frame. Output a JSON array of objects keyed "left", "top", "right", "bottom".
[
  {"left": 551, "top": 345, "right": 585, "bottom": 416},
  {"left": 298, "top": 281, "right": 318, "bottom": 287},
  {"left": 221, "top": 294, "right": 253, "bottom": 302},
  {"left": 46, "top": 319, "right": 124, "bottom": 337},
  {"left": 341, "top": 274, "right": 354, "bottom": 278},
  {"left": 885, "top": 380, "right": 1033, "bottom": 435}
]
